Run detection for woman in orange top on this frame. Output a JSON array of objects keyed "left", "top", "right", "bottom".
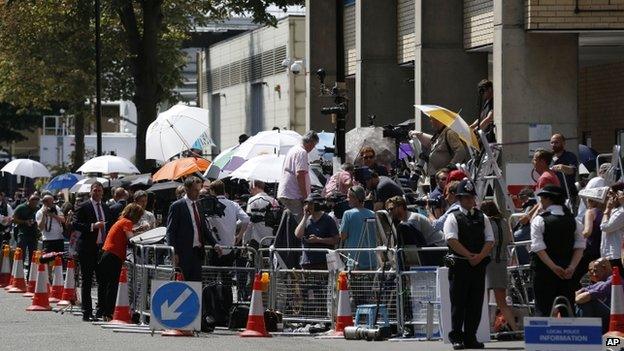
[{"left": 98, "top": 203, "right": 143, "bottom": 321}]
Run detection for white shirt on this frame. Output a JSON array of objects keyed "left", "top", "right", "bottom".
[
  {"left": 600, "top": 206, "right": 624, "bottom": 259},
  {"left": 277, "top": 144, "right": 310, "bottom": 200},
  {"left": 35, "top": 205, "right": 64, "bottom": 241},
  {"left": 443, "top": 206, "right": 495, "bottom": 243},
  {"left": 136, "top": 210, "right": 156, "bottom": 234},
  {"left": 0, "top": 202, "right": 13, "bottom": 227},
  {"left": 183, "top": 195, "right": 202, "bottom": 248},
  {"left": 91, "top": 199, "right": 105, "bottom": 244},
  {"left": 245, "top": 192, "right": 278, "bottom": 245},
  {"left": 210, "top": 196, "right": 250, "bottom": 252},
  {"left": 576, "top": 176, "right": 607, "bottom": 221},
  {"left": 530, "top": 205, "right": 585, "bottom": 253}
]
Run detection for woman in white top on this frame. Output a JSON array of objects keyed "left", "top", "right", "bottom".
[{"left": 600, "top": 183, "right": 624, "bottom": 277}]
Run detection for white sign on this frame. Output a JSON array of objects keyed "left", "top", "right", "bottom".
[
  {"left": 524, "top": 317, "right": 602, "bottom": 351},
  {"left": 437, "top": 267, "right": 490, "bottom": 344},
  {"left": 150, "top": 280, "right": 202, "bottom": 332},
  {"left": 528, "top": 124, "right": 552, "bottom": 158}
]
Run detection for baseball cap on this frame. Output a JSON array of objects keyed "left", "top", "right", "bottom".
[
  {"left": 349, "top": 185, "right": 366, "bottom": 202},
  {"left": 456, "top": 178, "right": 477, "bottom": 197}
]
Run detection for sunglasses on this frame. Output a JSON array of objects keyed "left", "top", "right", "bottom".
[
  {"left": 386, "top": 206, "right": 395, "bottom": 211},
  {"left": 361, "top": 155, "right": 374, "bottom": 160}
]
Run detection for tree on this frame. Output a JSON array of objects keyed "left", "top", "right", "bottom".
[
  {"left": 0, "top": 1, "right": 303, "bottom": 172},
  {"left": 0, "top": 103, "right": 46, "bottom": 145}
]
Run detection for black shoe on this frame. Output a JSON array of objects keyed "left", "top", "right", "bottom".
[
  {"left": 452, "top": 341, "right": 465, "bottom": 350},
  {"left": 82, "top": 314, "right": 95, "bottom": 322},
  {"left": 464, "top": 341, "right": 484, "bottom": 349}
]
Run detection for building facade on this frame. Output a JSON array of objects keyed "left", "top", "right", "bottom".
[
  {"left": 306, "top": 0, "right": 624, "bottom": 182},
  {"left": 198, "top": 15, "right": 306, "bottom": 153}
]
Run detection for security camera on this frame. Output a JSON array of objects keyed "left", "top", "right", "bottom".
[
  {"left": 315, "top": 68, "right": 326, "bottom": 85},
  {"left": 290, "top": 60, "right": 303, "bottom": 75},
  {"left": 281, "top": 58, "right": 291, "bottom": 69}
]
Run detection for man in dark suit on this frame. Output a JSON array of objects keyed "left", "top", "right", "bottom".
[
  {"left": 166, "top": 176, "right": 215, "bottom": 281},
  {"left": 72, "top": 181, "right": 111, "bottom": 321},
  {"left": 108, "top": 187, "right": 128, "bottom": 221}
]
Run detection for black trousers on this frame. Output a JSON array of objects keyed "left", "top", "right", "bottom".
[
  {"left": 98, "top": 251, "right": 122, "bottom": 318},
  {"left": 533, "top": 266, "right": 576, "bottom": 317},
  {"left": 43, "top": 239, "right": 65, "bottom": 253},
  {"left": 448, "top": 260, "right": 486, "bottom": 344},
  {"left": 79, "top": 248, "right": 104, "bottom": 316},
  {"left": 210, "top": 252, "right": 235, "bottom": 313},
  {"left": 180, "top": 247, "right": 205, "bottom": 282},
  {"left": 17, "top": 235, "right": 37, "bottom": 278}
]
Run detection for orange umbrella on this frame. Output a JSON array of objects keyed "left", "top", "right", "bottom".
[{"left": 152, "top": 157, "right": 210, "bottom": 182}]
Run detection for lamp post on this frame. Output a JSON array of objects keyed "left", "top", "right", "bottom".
[{"left": 95, "top": 0, "right": 102, "bottom": 156}]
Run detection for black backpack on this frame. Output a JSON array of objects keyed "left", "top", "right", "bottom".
[{"left": 201, "top": 282, "right": 229, "bottom": 332}]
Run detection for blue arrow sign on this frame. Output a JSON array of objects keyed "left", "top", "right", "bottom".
[{"left": 152, "top": 281, "right": 201, "bottom": 329}]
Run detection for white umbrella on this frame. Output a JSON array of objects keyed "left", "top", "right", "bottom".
[
  {"left": 76, "top": 155, "right": 140, "bottom": 174},
  {"left": 233, "top": 130, "right": 301, "bottom": 160},
  {"left": 229, "top": 154, "right": 322, "bottom": 187},
  {"left": 146, "top": 104, "right": 213, "bottom": 161},
  {"left": 1, "top": 159, "right": 51, "bottom": 178},
  {"left": 70, "top": 177, "right": 122, "bottom": 193}
]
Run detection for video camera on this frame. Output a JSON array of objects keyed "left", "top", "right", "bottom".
[
  {"left": 382, "top": 124, "right": 411, "bottom": 142},
  {"left": 309, "top": 192, "right": 350, "bottom": 220},
  {"left": 409, "top": 196, "right": 440, "bottom": 209},
  {"left": 249, "top": 204, "right": 283, "bottom": 229},
  {"left": 197, "top": 194, "right": 226, "bottom": 217}
]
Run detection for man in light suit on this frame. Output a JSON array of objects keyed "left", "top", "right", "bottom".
[
  {"left": 166, "top": 176, "right": 215, "bottom": 281},
  {"left": 71, "top": 181, "right": 111, "bottom": 321}
]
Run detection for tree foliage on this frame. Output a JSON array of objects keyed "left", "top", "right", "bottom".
[{"left": 0, "top": 0, "right": 304, "bottom": 171}]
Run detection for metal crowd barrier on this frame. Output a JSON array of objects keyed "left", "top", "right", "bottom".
[{"left": 127, "top": 244, "right": 176, "bottom": 326}]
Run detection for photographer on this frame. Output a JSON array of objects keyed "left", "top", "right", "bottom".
[
  {"left": 0, "top": 192, "right": 14, "bottom": 243},
  {"left": 386, "top": 196, "right": 445, "bottom": 248},
  {"left": 431, "top": 180, "right": 461, "bottom": 232},
  {"left": 470, "top": 79, "right": 495, "bottom": 143},
  {"left": 361, "top": 169, "right": 404, "bottom": 211},
  {"left": 36, "top": 195, "right": 65, "bottom": 253},
  {"left": 245, "top": 180, "right": 278, "bottom": 247},
  {"left": 429, "top": 169, "right": 449, "bottom": 218},
  {"left": 358, "top": 147, "right": 388, "bottom": 176},
  {"left": 13, "top": 195, "right": 40, "bottom": 274},
  {"left": 295, "top": 193, "right": 339, "bottom": 270},
  {"left": 409, "top": 116, "right": 468, "bottom": 180},
  {"left": 208, "top": 180, "right": 250, "bottom": 254}
]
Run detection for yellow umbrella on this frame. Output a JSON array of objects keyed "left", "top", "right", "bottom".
[{"left": 415, "top": 105, "right": 479, "bottom": 149}]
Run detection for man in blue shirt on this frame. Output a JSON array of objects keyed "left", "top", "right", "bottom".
[
  {"left": 576, "top": 258, "right": 615, "bottom": 333},
  {"left": 550, "top": 133, "right": 578, "bottom": 201},
  {"left": 431, "top": 180, "right": 461, "bottom": 232},
  {"left": 340, "top": 185, "right": 377, "bottom": 270},
  {"left": 294, "top": 193, "right": 339, "bottom": 270}
]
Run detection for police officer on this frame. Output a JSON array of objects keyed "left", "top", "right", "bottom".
[
  {"left": 530, "top": 185, "right": 585, "bottom": 317},
  {"left": 443, "top": 179, "right": 494, "bottom": 350}
]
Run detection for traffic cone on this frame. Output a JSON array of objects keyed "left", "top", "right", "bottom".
[
  {"left": 0, "top": 245, "right": 11, "bottom": 287},
  {"left": 331, "top": 271, "right": 354, "bottom": 336},
  {"left": 49, "top": 256, "right": 63, "bottom": 303},
  {"left": 3, "top": 246, "right": 14, "bottom": 290},
  {"left": 8, "top": 248, "right": 26, "bottom": 293},
  {"left": 607, "top": 266, "right": 624, "bottom": 337},
  {"left": 240, "top": 273, "right": 271, "bottom": 337},
  {"left": 57, "top": 259, "right": 77, "bottom": 306},
  {"left": 26, "top": 263, "right": 52, "bottom": 311},
  {"left": 23, "top": 251, "right": 40, "bottom": 297},
  {"left": 162, "top": 272, "right": 194, "bottom": 337},
  {"left": 110, "top": 266, "right": 132, "bottom": 324}
]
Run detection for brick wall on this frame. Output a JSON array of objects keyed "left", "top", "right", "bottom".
[
  {"left": 464, "top": 0, "right": 494, "bottom": 49},
  {"left": 526, "top": 0, "right": 624, "bottom": 30},
  {"left": 579, "top": 61, "right": 624, "bottom": 153}
]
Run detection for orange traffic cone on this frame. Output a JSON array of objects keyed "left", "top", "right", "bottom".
[
  {"left": 23, "top": 251, "right": 40, "bottom": 298},
  {"left": 57, "top": 259, "right": 77, "bottom": 306},
  {"left": 162, "top": 272, "right": 194, "bottom": 337},
  {"left": 0, "top": 245, "right": 11, "bottom": 287},
  {"left": 110, "top": 266, "right": 131, "bottom": 324},
  {"left": 26, "top": 263, "right": 52, "bottom": 311},
  {"left": 607, "top": 266, "right": 624, "bottom": 337},
  {"left": 3, "top": 247, "right": 14, "bottom": 290},
  {"left": 8, "top": 248, "right": 26, "bottom": 293},
  {"left": 331, "top": 271, "right": 354, "bottom": 336},
  {"left": 240, "top": 273, "right": 271, "bottom": 337},
  {"left": 49, "top": 256, "right": 63, "bottom": 303}
]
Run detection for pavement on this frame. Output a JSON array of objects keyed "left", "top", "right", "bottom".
[{"left": 0, "top": 291, "right": 526, "bottom": 351}]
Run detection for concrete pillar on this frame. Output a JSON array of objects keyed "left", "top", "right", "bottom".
[
  {"left": 355, "top": 0, "right": 414, "bottom": 128},
  {"left": 305, "top": 0, "right": 338, "bottom": 133},
  {"left": 493, "top": 0, "right": 578, "bottom": 167},
  {"left": 414, "top": 0, "right": 488, "bottom": 132}
]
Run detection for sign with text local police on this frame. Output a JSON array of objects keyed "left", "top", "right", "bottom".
[
  {"left": 524, "top": 317, "right": 602, "bottom": 351},
  {"left": 150, "top": 280, "right": 202, "bottom": 331}
]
